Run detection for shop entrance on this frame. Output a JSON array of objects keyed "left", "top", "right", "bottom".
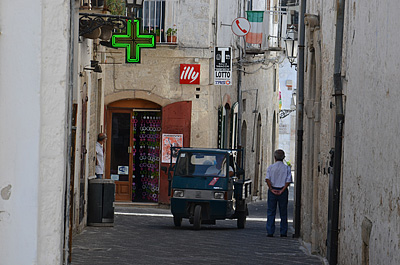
[
  {"left": 131, "top": 110, "right": 161, "bottom": 202},
  {"left": 106, "top": 99, "right": 192, "bottom": 204},
  {"left": 107, "top": 105, "right": 161, "bottom": 202}
]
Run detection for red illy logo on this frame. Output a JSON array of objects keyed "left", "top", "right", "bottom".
[{"left": 180, "top": 64, "right": 200, "bottom": 84}]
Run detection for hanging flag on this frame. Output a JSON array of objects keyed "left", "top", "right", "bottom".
[{"left": 246, "top": 11, "right": 264, "bottom": 44}]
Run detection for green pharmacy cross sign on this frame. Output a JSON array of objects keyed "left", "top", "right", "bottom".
[{"left": 112, "top": 19, "right": 155, "bottom": 63}]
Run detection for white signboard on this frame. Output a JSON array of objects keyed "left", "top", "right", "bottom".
[
  {"left": 231, "top": 17, "right": 250, "bottom": 37},
  {"left": 118, "top": 166, "right": 129, "bottom": 175},
  {"left": 214, "top": 47, "right": 232, "bottom": 86},
  {"left": 111, "top": 174, "right": 119, "bottom": 181}
]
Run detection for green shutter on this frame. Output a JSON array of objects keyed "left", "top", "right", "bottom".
[
  {"left": 218, "top": 106, "right": 223, "bottom": 148},
  {"left": 230, "top": 102, "right": 239, "bottom": 149}
]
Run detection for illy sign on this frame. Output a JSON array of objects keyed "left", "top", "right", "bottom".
[{"left": 180, "top": 64, "right": 200, "bottom": 84}]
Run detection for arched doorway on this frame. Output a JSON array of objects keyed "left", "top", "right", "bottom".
[
  {"left": 254, "top": 114, "right": 262, "bottom": 198},
  {"left": 218, "top": 103, "right": 232, "bottom": 149},
  {"left": 241, "top": 120, "right": 247, "bottom": 170},
  {"left": 105, "top": 99, "right": 192, "bottom": 203},
  {"left": 272, "top": 111, "right": 277, "bottom": 164},
  {"left": 106, "top": 99, "right": 162, "bottom": 202}
]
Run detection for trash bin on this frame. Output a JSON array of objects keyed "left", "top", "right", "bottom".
[{"left": 87, "top": 178, "right": 115, "bottom": 226}]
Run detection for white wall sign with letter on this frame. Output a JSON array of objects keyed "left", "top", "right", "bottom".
[{"left": 214, "top": 47, "right": 232, "bottom": 86}]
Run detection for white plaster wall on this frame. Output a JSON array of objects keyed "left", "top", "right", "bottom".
[
  {"left": 300, "top": 0, "right": 400, "bottom": 263},
  {"left": 252, "top": 0, "right": 267, "bottom": 10},
  {"left": 299, "top": 0, "right": 339, "bottom": 254},
  {"left": 339, "top": 0, "right": 400, "bottom": 264},
  {"left": 308, "top": 1, "right": 337, "bottom": 256},
  {"left": 216, "top": 0, "right": 239, "bottom": 47},
  {"left": 0, "top": 1, "right": 40, "bottom": 263},
  {"left": 0, "top": 0, "right": 70, "bottom": 264},
  {"left": 178, "top": 0, "right": 212, "bottom": 48}
]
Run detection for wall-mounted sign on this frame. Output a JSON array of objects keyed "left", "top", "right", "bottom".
[
  {"left": 118, "top": 166, "right": 129, "bottom": 175},
  {"left": 214, "top": 47, "right": 232, "bottom": 86},
  {"left": 110, "top": 174, "right": 119, "bottom": 181},
  {"left": 231, "top": 17, "right": 251, "bottom": 37},
  {"left": 162, "top": 134, "right": 183, "bottom": 163},
  {"left": 180, "top": 64, "right": 200, "bottom": 84},
  {"left": 111, "top": 19, "right": 156, "bottom": 63}
]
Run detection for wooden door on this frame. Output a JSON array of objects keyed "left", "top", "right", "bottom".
[
  {"left": 106, "top": 110, "right": 132, "bottom": 201},
  {"left": 159, "top": 101, "right": 192, "bottom": 204}
]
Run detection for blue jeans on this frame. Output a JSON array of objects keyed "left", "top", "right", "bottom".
[
  {"left": 266, "top": 188, "right": 289, "bottom": 235},
  {"left": 95, "top": 174, "right": 103, "bottom": 179}
]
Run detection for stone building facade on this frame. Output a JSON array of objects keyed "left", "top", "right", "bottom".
[
  {"left": 297, "top": 0, "right": 400, "bottom": 264},
  {"left": 0, "top": 0, "right": 285, "bottom": 263},
  {"left": 95, "top": 0, "right": 282, "bottom": 205}
]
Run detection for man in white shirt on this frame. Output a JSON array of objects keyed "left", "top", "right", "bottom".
[
  {"left": 265, "top": 149, "right": 292, "bottom": 237},
  {"left": 95, "top": 133, "right": 107, "bottom": 179}
]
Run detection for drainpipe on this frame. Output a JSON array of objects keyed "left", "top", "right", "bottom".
[
  {"left": 63, "top": 1, "right": 76, "bottom": 264},
  {"left": 236, "top": 0, "right": 246, "bottom": 151},
  {"left": 293, "top": 0, "right": 306, "bottom": 238},
  {"left": 237, "top": 41, "right": 243, "bottom": 149},
  {"left": 328, "top": 0, "right": 345, "bottom": 264}
]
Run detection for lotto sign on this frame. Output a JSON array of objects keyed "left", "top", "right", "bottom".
[
  {"left": 214, "top": 47, "right": 232, "bottom": 86},
  {"left": 180, "top": 64, "right": 200, "bottom": 84}
]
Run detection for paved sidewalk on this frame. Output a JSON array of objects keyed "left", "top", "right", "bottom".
[{"left": 71, "top": 199, "right": 324, "bottom": 265}]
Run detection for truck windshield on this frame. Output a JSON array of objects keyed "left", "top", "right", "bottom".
[{"left": 174, "top": 152, "right": 228, "bottom": 177}]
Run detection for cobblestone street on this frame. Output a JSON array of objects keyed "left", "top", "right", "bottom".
[{"left": 71, "top": 198, "right": 324, "bottom": 265}]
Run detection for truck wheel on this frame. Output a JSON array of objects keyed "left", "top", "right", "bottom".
[
  {"left": 193, "top": 205, "right": 202, "bottom": 230},
  {"left": 173, "top": 215, "right": 182, "bottom": 227},
  {"left": 237, "top": 210, "right": 246, "bottom": 229}
]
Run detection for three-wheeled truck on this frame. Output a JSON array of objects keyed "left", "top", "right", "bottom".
[{"left": 165, "top": 148, "right": 252, "bottom": 230}]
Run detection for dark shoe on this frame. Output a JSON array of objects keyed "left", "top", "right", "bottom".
[
  {"left": 280, "top": 234, "right": 287, "bottom": 237},
  {"left": 267, "top": 234, "right": 274, "bottom": 237}
]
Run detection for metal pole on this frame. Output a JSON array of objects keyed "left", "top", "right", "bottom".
[{"left": 293, "top": 0, "right": 306, "bottom": 239}]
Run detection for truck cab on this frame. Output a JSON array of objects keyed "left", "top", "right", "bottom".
[{"left": 167, "top": 148, "right": 251, "bottom": 230}]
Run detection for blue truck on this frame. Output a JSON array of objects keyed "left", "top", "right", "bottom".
[{"left": 166, "top": 148, "right": 252, "bottom": 230}]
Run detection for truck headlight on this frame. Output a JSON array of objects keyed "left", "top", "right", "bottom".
[
  {"left": 214, "top": 192, "right": 225, "bottom": 200},
  {"left": 173, "top": 190, "right": 184, "bottom": 198}
]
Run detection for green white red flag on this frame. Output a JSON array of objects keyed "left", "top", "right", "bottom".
[{"left": 246, "top": 11, "right": 264, "bottom": 44}]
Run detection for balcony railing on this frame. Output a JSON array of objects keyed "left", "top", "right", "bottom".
[{"left": 245, "top": 9, "right": 288, "bottom": 53}]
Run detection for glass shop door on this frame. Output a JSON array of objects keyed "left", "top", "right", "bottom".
[
  {"left": 131, "top": 110, "right": 161, "bottom": 202},
  {"left": 109, "top": 111, "right": 132, "bottom": 201},
  {"left": 108, "top": 109, "right": 161, "bottom": 202}
]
